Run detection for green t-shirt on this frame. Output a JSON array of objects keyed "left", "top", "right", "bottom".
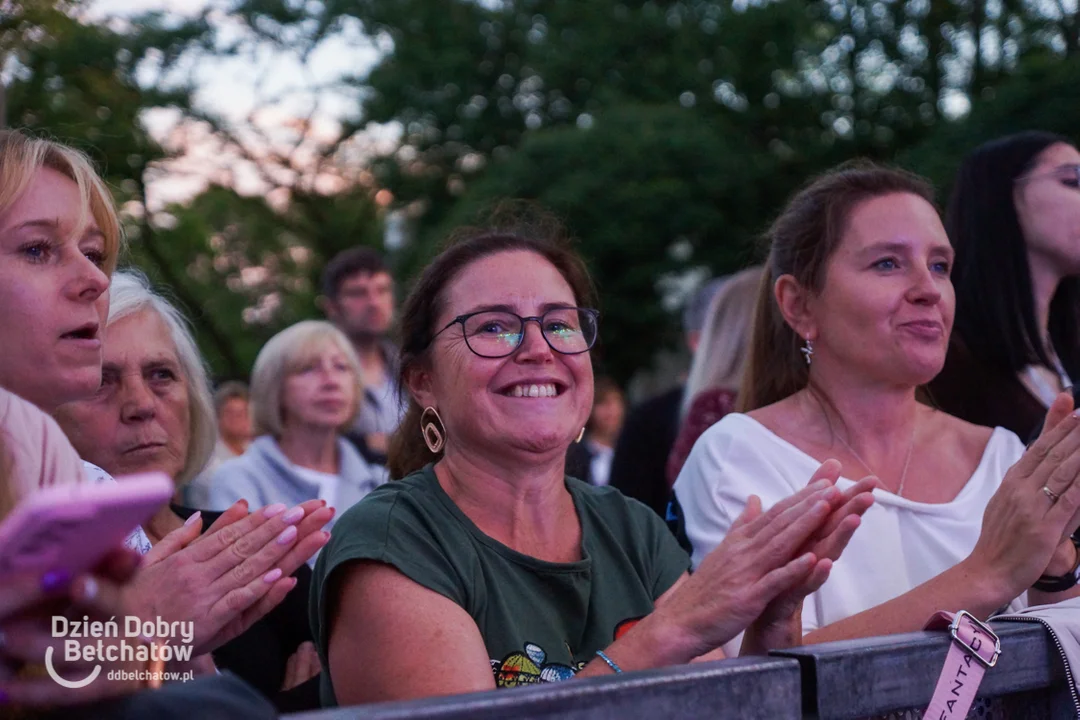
[{"left": 309, "top": 464, "right": 690, "bottom": 705}]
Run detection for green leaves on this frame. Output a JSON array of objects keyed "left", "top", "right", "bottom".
[{"left": 13, "top": 0, "right": 1080, "bottom": 384}]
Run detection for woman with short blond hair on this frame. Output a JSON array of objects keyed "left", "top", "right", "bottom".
[
  {"left": 204, "top": 321, "right": 387, "bottom": 530},
  {"left": 0, "top": 130, "right": 121, "bottom": 413},
  {"left": 0, "top": 129, "right": 325, "bottom": 713}
]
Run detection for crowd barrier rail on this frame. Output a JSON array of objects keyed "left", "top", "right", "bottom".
[
  {"left": 286, "top": 655, "right": 802, "bottom": 719},
  {"left": 287, "top": 622, "right": 1076, "bottom": 719},
  {"left": 772, "top": 621, "right": 1074, "bottom": 719}
]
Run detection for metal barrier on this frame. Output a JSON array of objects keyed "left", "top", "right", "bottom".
[
  {"left": 771, "top": 621, "right": 1076, "bottom": 719},
  {"left": 284, "top": 655, "right": 802, "bottom": 720},
  {"left": 286, "top": 623, "right": 1078, "bottom": 719}
]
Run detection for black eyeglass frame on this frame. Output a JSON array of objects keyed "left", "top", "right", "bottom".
[
  {"left": 1015, "top": 163, "right": 1080, "bottom": 185},
  {"left": 427, "top": 307, "right": 600, "bottom": 358}
]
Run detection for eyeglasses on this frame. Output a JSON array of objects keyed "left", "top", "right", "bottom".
[
  {"left": 430, "top": 307, "right": 600, "bottom": 359},
  {"left": 1015, "top": 164, "right": 1080, "bottom": 187}
]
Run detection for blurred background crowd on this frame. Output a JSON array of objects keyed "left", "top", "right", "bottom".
[
  {"left": 7, "top": 0, "right": 1080, "bottom": 397},
  {"left": 5, "top": 0, "right": 1080, "bottom": 715}
]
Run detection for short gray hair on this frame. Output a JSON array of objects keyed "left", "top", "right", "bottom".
[
  {"left": 250, "top": 320, "right": 363, "bottom": 438},
  {"left": 107, "top": 271, "right": 217, "bottom": 487}
]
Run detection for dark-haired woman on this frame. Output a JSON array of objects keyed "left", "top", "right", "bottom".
[
  {"left": 674, "top": 162, "right": 1080, "bottom": 655},
  {"left": 930, "top": 132, "right": 1080, "bottom": 441},
  {"left": 310, "top": 223, "right": 874, "bottom": 705}
]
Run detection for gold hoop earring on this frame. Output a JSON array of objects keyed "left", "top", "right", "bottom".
[
  {"left": 420, "top": 406, "right": 446, "bottom": 453},
  {"left": 576, "top": 427, "right": 585, "bottom": 443}
]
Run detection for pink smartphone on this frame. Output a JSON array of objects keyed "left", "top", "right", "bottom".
[{"left": 0, "top": 472, "right": 173, "bottom": 579}]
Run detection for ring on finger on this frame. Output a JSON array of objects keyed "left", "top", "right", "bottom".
[{"left": 1043, "top": 486, "right": 1062, "bottom": 503}]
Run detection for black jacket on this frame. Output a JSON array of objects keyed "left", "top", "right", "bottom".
[{"left": 609, "top": 385, "right": 684, "bottom": 517}]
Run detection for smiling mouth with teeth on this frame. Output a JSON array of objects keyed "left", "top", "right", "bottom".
[{"left": 505, "top": 383, "right": 559, "bottom": 398}]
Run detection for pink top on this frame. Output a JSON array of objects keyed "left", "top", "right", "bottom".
[{"left": 0, "top": 387, "right": 85, "bottom": 501}]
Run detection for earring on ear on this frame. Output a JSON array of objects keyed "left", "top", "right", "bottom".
[
  {"left": 576, "top": 428, "right": 586, "bottom": 443},
  {"left": 800, "top": 337, "right": 814, "bottom": 366},
  {"left": 420, "top": 406, "right": 446, "bottom": 453}
]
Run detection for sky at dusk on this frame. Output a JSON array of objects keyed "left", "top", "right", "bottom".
[{"left": 88, "top": 0, "right": 393, "bottom": 207}]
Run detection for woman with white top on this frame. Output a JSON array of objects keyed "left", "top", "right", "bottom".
[
  {"left": 673, "top": 162, "right": 1080, "bottom": 655},
  {"left": 202, "top": 321, "right": 388, "bottom": 529}
]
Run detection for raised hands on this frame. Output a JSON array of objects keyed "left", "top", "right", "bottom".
[
  {"left": 969, "top": 394, "right": 1080, "bottom": 597},
  {"left": 652, "top": 462, "right": 874, "bottom": 659},
  {"left": 740, "top": 460, "right": 876, "bottom": 654},
  {"left": 125, "top": 499, "right": 334, "bottom": 656}
]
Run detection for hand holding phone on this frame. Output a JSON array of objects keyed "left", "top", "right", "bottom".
[{"left": 0, "top": 473, "right": 173, "bottom": 580}]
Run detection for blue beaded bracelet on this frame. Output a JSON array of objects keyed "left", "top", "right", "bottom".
[{"left": 596, "top": 650, "right": 623, "bottom": 674}]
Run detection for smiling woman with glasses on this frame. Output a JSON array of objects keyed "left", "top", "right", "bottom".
[
  {"left": 930, "top": 131, "right": 1080, "bottom": 442},
  {"left": 307, "top": 214, "right": 869, "bottom": 707}
]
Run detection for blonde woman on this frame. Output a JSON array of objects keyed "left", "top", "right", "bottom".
[
  {"left": 0, "top": 128, "right": 330, "bottom": 675},
  {"left": 666, "top": 267, "right": 763, "bottom": 485},
  {"left": 203, "top": 321, "right": 388, "bottom": 528}
]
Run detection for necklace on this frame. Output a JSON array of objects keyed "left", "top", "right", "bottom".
[{"left": 832, "top": 419, "right": 917, "bottom": 498}]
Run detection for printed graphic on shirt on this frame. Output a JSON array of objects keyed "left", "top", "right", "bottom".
[
  {"left": 490, "top": 617, "right": 648, "bottom": 687},
  {"left": 614, "top": 617, "right": 642, "bottom": 640},
  {"left": 491, "top": 642, "right": 581, "bottom": 687}
]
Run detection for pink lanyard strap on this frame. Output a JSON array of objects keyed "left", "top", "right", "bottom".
[{"left": 924, "top": 610, "right": 1002, "bottom": 719}]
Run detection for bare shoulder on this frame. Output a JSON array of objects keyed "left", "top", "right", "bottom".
[
  {"left": 746, "top": 397, "right": 803, "bottom": 437},
  {"left": 922, "top": 405, "right": 996, "bottom": 463}
]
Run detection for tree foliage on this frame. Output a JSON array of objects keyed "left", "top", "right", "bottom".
[
  {"left": 8, "top": 0, "right": 1080, "bottom": 382},
  {"left": 3, "top": 0, "right": 384, "bottom": 380}
]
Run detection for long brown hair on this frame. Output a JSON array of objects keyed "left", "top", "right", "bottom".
[
  {"left": 739, "top": 161, "right": 937, "bottom": 412},
  {"left": 387, "top": 210, "right": 597, "bottom": 480}
]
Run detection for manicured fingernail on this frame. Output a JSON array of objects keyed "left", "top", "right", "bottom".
[
  {"left": 263, "top": 568, "right": 283, "bottom": 584},
  {"left": 320, "top": 531, "right": 332, "bottom": 545},
  {"left": 319, "top": 499, "right": 327, "bottom": 507},
  {"left": 282, "top": 506, "right": 304, "bottom": 524},
  {"left": 810, "top": 480, "right": 830, "bottom": 490},
  {"left": 263, "top": 503, "right": 286, "bottom": 518},
  {"left": 184, "top": 511, "right": 202, "bottom": 527},
  {"left": 41, "top": 569, "right": 71, "bottom": 592},
  {"left": 276, "top": 526, "right": 297, "bottom": 545}
]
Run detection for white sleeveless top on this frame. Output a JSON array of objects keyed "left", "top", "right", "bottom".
[{"left": 673, "top": 413, "right": 1027, "bottom": 655}]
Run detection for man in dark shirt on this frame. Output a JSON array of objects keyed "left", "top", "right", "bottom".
[{"left": 610, "top": 278, "right": 727, "bottom": 516}]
